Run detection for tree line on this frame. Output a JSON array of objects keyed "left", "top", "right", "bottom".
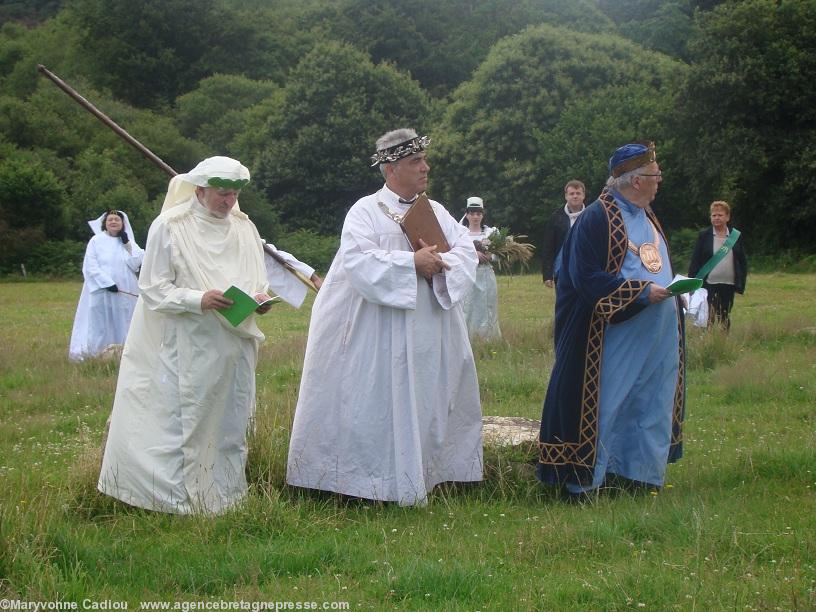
[{"left": 0, "top": 0, "right": 813, "bottom": 275}]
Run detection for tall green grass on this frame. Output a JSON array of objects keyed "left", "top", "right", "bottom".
[{"left": 0, "top": 276, "right": 814, "bottom": 609}]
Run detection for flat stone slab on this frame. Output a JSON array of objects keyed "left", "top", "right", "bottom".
[{"left": 482, "top": 416, "right": 540, "bottom": 447}]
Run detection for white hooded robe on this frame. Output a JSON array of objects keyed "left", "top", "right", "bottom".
[
  {"left": 98, "top": 196, "right": 269, "bottom": 514},
  {"left": 69, "top": 229, "right": 144, "bottom": 361}
]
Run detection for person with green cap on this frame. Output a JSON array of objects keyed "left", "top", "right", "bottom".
[{"left": 99, "top": 156, "right": 275, "bottom": 514}]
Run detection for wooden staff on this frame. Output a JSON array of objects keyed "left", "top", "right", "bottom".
[{"left": 37, "top": 64, "right": 317, "bottom": 293}]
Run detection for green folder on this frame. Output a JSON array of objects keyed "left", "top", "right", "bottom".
[
  {"left": 217, "top": 285, "right": 279, "bottom": 326},
  {"left": 666, "top": 276, "right": 703, "bottom": 296}
]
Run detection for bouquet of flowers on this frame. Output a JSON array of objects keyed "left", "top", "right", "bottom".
[{"left": 482, "top": 227, "right": 535, "bottom": 273}]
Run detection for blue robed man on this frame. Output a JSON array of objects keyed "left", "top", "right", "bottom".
[{"left": 537, "top": 142, "right": 685, "bottom": 499}]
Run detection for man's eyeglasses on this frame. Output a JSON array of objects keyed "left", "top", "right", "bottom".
[{"left": 638, "top": 173, "right": 663, "bottom": 178}]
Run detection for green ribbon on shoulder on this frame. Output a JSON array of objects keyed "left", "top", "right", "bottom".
[{"left": 695, "top": 228, "right": 741, "bottom": 280}]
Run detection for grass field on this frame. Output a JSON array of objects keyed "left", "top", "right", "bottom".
[{"left": 0, "top": 274, "right": 814, "bottom": 610}]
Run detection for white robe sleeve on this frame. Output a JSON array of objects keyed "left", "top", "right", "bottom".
[
  {"left": 82, "top": 237, "right": 116, "bottom": 292},
  {"left": 124, "top": 242, "right": 145, "bottom": 275},
  {"left": 342, "top": 205, "right": 419, "bottom": 310},
  {"left": 432, "top": 203, "right": 478, "bottom": 310},
  {"left": 138, "top": 218, "right": 205, "bottom": 314},
  {"left": 262, "top": 243, "right": 315, "bottom": 309}
]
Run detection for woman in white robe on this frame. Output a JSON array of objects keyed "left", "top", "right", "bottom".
[
  {"left": 460, "top": 196, "right": 501, "bottom": 341},
  {"left": 68, "top": 210, "right": 144, "bottom": 361}
]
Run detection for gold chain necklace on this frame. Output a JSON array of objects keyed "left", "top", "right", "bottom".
[{"left": 627, "top": 220, "right": 663, "bottom": 273}]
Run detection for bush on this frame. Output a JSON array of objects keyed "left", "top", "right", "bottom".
[
  {"left": 24, "top": 239, "right": 85, "bottom": 277},
  {"left": 668, "top": 226, "right": 700, "bottom": 273},
  {"left": 749, "top": 251, "right": 816, "bottom": 274},
  {"left": 274, "top": 229, "right": 339, "bottom": 275},
  {"left": 0, "top": 156, "right": 67, "bottom": 239}
]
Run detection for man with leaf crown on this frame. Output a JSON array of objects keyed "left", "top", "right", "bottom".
[{"left": 287, "top": 129, "right": 484, "bottom": 506}]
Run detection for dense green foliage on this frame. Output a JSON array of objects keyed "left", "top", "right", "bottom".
[
  {"left": 0, "top": 0, "right": 60, "bottom": 25},
  {"left": 68, "top": 0, "right": 277, "bottom": 108},
  {"left": 597, "top": 0, "right": 729, "bottom": 60},
  {"left": 301, "top": 0, "right": 615, "bottom": 97},
  {"left": 0, "top": 157, "right": 67, "bottom": 273},
  {"left": 431, "top": 24, "right": 685, "bottom": 241},
  {"left": 247, "top": 42, "right": 433, "bottom": 234},
  {"left": 0, "top": 0, "right": 813, "bottom": 275},
  {"left": 670, "top": 0, "right": 816, "bottom": 252}
]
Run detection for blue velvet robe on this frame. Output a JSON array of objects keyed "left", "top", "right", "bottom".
[{"left": 537, "top": 188, "right": 686, "bottom": 489}]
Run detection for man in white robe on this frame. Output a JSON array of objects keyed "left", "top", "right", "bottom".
[
  {"left": 286, "top": 129, "right": 484, "bottom": 506},
  {"left": 98, "top": 157, "right": 276, "bottom": 514}
]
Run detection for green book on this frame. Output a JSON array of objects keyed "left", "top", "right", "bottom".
[
  {"left": 217, "top": 285, "right": 279, "bottom": 326},
  {"left": 666, "top": 275, "right": 704, "bottom": 296}
]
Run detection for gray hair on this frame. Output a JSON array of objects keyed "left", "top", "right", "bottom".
[
  {"left": 606, "top": 167, "right": 641, "bottom": 191},
  {"left": 376, "top": 128, "right": 417, "bottom": 179}
]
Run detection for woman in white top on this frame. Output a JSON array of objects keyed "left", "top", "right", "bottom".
[
  {"left": 69, "top": 210, "right": 144, "bottom": 361},
  {"left": 461, "top": 196, "right": 501, "bottom": 340}
]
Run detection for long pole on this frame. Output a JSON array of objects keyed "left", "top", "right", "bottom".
[
  {"left": 37, "top": 64, "right": 316, "bottom": 292},
  {"left": 37, "top": 65, "right": 177, "bottom": 177}
]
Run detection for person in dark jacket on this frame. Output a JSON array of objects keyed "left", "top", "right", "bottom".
[
  {"left": 541, "top": 180, "right": 586, "bottom": 287},
  {"left": 688, "top": 200, "right": 747, "bottom": 331}
]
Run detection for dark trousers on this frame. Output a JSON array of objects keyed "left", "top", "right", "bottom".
[{"left": 704, "top": 283, "right": 736, "bottom": 331}]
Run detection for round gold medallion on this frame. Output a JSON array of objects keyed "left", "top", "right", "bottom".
[{"left": 638, "top": 242, "right": 663, "bottom": 273}]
